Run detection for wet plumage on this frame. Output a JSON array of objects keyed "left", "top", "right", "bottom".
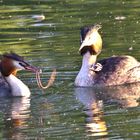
[
  {"left": 75, "top": 24, "right": 140, "bottom": 87},
  {"left": 0, "top": 52, "right": 39, "bottom": 97},
  {"left": 96, "top": 55, "right": 140, "bottom": 86}
]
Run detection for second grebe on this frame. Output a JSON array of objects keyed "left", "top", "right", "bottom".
[
  {"left": 75, "top": 24, "right": 140, "bottom": 87},
  {"left": 0, "top": 52, "right": 39, "bottom": 97}
]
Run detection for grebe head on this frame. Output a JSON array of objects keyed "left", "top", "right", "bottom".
[
  {"left": 79, "top": 24, "right": 102, "bottom": 56},
  {"left": 0, "top": 52, "right": 39, "bottom": 77}
]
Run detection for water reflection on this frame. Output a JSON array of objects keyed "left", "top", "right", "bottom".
[
  {"left": 75, "top": 87, "right": 108, "bottom": 137},
  {"left": 75, "top": 83, "right": 140, "bottom": 137},
  {"left": 31, "top": 14, "right": 45, "bottom": 22},
  {"left": 0, "top": 0, "right": 140, "bottom": 139},
  {"left": 102, "top": 83, "right": 140, "bottom": 108},
  {"left": 0, "top": 98, "right": 30, "bottom": 140}
]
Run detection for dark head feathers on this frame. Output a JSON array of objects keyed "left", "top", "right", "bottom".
[
  {"left": 80, "top": 26, "right": 90, "bottom": 44},
  {"left": 80, "top": 24, "right": 102, "bottom": 44},
  {"left": 2, "top": 52, "right": 24, "bottom": 62}
]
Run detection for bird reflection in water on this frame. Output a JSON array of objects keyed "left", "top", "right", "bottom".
[
  {"left": 101, "top": 83, "right": 140, "bottom": 108},
  {"left": 2, "top": 97, "right": 31, "bottom": 139},
  {"left": 75, "top": 83, "right": 140, "bottom": 137},
  {"left": 75, "top": 87, "right": 108, "bottom": 137}
]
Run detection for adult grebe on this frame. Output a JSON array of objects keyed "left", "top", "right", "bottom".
[
  {"left": 75, "top": 24, "right": 140, "bottom": 87},
  {"left": 0, "top": 52, "right": 39, "bottom": 97}
]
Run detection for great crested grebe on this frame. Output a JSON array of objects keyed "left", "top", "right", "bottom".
[
  {"left": 0, "top": 52, "right": 39, "bottom": 97},
  {"left": 75, "top": 24, "right": 140, "bottom": 87}
]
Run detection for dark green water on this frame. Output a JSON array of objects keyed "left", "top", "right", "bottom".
[{"left": 0, "top": 0, "right": 140, "bottom": 139}]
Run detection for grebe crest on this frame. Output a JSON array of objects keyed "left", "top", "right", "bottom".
[{"left": 0, "top": 52, "right": 39, "bottom": 97}]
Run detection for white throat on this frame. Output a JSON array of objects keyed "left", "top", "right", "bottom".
[
  {"left": 75, "top": 52, "right": 97, "bottom": 87},
  {"left": 5, "top": 74, "right": 31, "bottom": 97}
]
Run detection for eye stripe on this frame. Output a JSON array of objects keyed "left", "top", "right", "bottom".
[
  {"left": 19, "top": 62, "right": 29, "bottom": 68},
  {"left": 19, "top": 62, "right": 25, "bottom": 67}
]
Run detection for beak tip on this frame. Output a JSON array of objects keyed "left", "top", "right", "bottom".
[
  {"left": 79, "top": 44, "right": 84, "bottom": 52},
  {"left": 25, "top": 65, "right": 41, "bottom": 73}
]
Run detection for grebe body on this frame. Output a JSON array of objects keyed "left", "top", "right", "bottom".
[
  {"left": 75, "top": 25, "right": 140, "bottom": 87},
  {"left": 0, "top": 53, "right": 39, "bottom": 97}
]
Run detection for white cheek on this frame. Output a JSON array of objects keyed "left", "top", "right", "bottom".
[{"left": 12, "top": 60, "right": 25, "bottom": 70}]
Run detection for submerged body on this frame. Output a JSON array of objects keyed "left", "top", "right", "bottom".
[{"left": 75, "top": 25, "right": 140, "bottom": 87}]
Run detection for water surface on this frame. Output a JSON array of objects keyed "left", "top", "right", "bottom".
[{"left": 0, "top": 0, "right": 140, "bottom": 139}]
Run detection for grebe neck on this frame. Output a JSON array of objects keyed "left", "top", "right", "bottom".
[
  {"left": 75, "top": 52, "right": 97, "bottom": 87},
  {"left": 5, "top": 74, "right": 31, "bottom": 97}
]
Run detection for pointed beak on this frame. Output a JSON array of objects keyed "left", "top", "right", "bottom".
[
  {"left": 25, "top": 64, "right": 41, "bottom": 73},
  {"left": 79, "top": 43, "right": 84, "bottom": 52},
  {"left": 79, "top": 31, "right": 96, "bottom": 52},
  {"left": 79, "top": 35, "right": 95, "bottom": 54},
  {"left": 79, "top": 32, "right": 102, "bottom": 55},
  {"left": 79, "top": 24, "right": 102, "bottom": 55}
]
